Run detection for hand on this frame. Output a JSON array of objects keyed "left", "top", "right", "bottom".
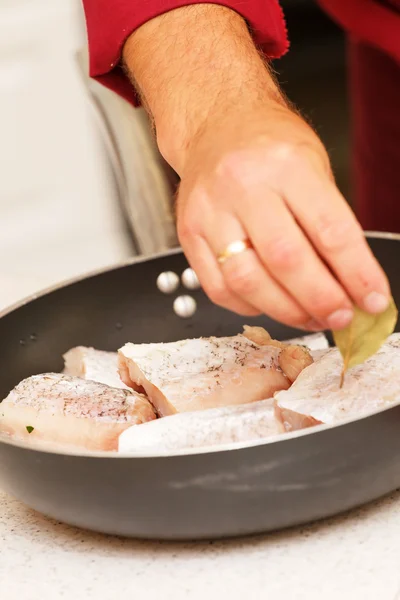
[
  {"left": 176, "top": 104, "right": 390, "bottom": 330},
  {"left": 123, "top": 4, "right": 391, "bottom": 330}
]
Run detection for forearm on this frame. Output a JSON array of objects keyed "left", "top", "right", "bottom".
[{"left": 122, "top": 4, "right": 286, "bottom": 172}]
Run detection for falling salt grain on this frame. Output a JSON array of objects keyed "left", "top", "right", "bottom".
[
  {"left": 181, "top": 268, "right": 200, "bottom": 290},
  {"left": 157, "top": 271, "right": 180, "bottom": 294},
  {"left": 173, "top": 295, "right": 197, "bottom": 318}
]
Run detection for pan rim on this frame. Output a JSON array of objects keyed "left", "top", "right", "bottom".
[
  {"left": 0, "top": 231, "right": 399, "bottom": 459},
  {"left": 0, "top": 231, "right": 398, "bottom": 320},
  {"left": 0, "top": 247, "right": 183, "bottom": 320}
]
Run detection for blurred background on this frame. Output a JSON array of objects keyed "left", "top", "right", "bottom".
[
  {"left": 0, "top": 0, "right": 349, "bottom": 309},
  {"left": 277, "top": 0, "right": 350, "bottom": 200}
]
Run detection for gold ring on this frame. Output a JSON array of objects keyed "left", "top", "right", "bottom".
[{"left": 217, "top": 239, "right": 253, "bottom": 264}]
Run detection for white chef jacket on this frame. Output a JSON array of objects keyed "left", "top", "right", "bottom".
[{"left": 0, "top": 0, "right": 135, "bottom": 310}]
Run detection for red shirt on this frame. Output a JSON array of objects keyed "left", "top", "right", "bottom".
[
  {"left": 319, "top": 0, "right": 400, "bottom": 64},
  {"left": 81, "top": 0, "right": 400, "bottom": 106},
  {"left": 81, "top": 0, "right": 288, "bottom": 105}
]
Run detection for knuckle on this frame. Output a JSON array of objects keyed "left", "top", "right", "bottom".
[
  {"left": 315, "top": 217, "right": 362, "bottom": 252},
  {"left": 177, "top": 188, "right": 210, "bottom": 242},
  {"left": 177, "top": 215, "right": 199, "bottom": 243},
  {"left": 267, "top": 142, "right": 298, "bottom": 164},
  {"left": 261, "top": 237, "right": 302, "bottom": 271},
  {"left": 215, "top": 150, "right": 255, "bottom": 188},
  {"left": 214, "top": 142, "right": 318, "bottom": 191},
  {"left": 265, "top": 143, "right": 304, "bottom": 177},
  {"left": 215, "top": 151, "right": 242, "bottom": 177},
  {"left": 224, "top": 263, "right": 259, "bottom": 296}
]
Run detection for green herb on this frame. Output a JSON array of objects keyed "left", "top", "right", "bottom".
[
  {"left": 333, "top": 297, "right": 398, "bottom": 387},
  {"left": 26, "top": 426, "right": 34, "bottom": 434}
]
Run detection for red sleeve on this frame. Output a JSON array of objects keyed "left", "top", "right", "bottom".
[
  {"left": 81, "top": 0, "right": 289, "bottom": 106},
  {"left": 318, "top": 0, "right": 400, "bottom": 64}
]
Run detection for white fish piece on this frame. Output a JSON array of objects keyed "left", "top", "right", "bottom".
[
  {"left": 63, "top": 346, "right": 128, "bottom": 389},
  {"left": 278, "top": 344, "right": 314, "bottom": 384},
  {"left": 0, "top": 373, "right": 156, "bottom": 452},
  {"left": 243, "top": 325, "right": 329, "bottom": 355},
  {"left": 119, "top": 398, "right": 283, "bottom": 454},
  {"left": 241, "top": 326, "right": 314, "bottom": 383},
  {"left": 118, "top": 335, "right": 292, "bottom": 416},
  {"left": 275, "top": 333, "right": 400, "bottom": 432}
]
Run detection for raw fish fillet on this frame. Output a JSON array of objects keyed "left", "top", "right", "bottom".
[
  {"left": 243, "top": 326, "right": 329, "bottom": 357},
  {"left": 275, "top": 333, "right": 400, "bottom": 432},
  {"left": 242, "top": 326, "right": 314, "bottom": 383},
  {"left": 0, "top": 373, "right": 156, "bottom": 451},
  {"left": 119, "top": 398, "right": 283, "bottom": 454},
  {"left": 242, "top": 325, "right": 284, "bottom": 348},
  {"left": 63, "top": 346, "right": 128, "bottom": 389},
  {"left": 118, "top": 335, "right": 294, "bottom": 416}
]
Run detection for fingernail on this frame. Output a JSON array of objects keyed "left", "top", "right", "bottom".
[
  {"left": 363, "top": 291, "right": 389, "bottom": 314},
  {"left": 303, "top": 319, "right": 325, "bottom": 332},
  {"left": 327, "top": 308, "right": 354, "bottom": 330}
]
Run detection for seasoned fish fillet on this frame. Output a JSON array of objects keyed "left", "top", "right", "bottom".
[
  {"left": 118, "top": 335, "right": 293, "bottom": 416},
  {"left": 243, "top": 326, "right": 329, "bottom": 356},
  {"left": 63, "top": 346, "right": 128, "bottom": 389},
  {"left": 242, "top": 326, "right": 314, "bottom": 383},
  {"left": 63, "top": 331, "right": 325, "bottom": 391},
  {"left": 242, "top": 325, "right": 284, "bottom": 348},
  {"left": 275, "top": 333, "right": 400, "bottom": 432},
  {"left": 119, "top": 398, "right": 283, "bottom": 454},
  {"left": 0, "top": 373, "right": 156, "bottom": 451},
  {"left": 278, "top": 345, "right": 313, "bottom": 383}
]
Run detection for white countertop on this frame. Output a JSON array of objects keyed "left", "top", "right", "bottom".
[
  {"left": 1, "top": 488, "right": 400, "bottom": 599},
  {"left": 1, "top": 275, "right": 400, "bottom": 599}
]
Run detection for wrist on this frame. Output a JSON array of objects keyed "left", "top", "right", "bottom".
[
  {"left": 122, "top": 4, "right": 286, "bottom": 173},
  {"left": 156, "top": 75, "right": 287, "bottom": 175}
]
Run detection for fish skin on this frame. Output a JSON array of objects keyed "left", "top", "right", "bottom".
[
  {"left": 63, "top": 346, "right": 128, "bottom": 389},
  {"left": 274, "top": 333, "right": 400, "bottom": 432},
  {"left": 119, "top": 397, "right": 283, "bottom": 454},
  {"left": 0, "top": 373, "right": 156, "bottom": 452},
  {"left": 118, "top": 335, "right": 291, "bottom": 416}
]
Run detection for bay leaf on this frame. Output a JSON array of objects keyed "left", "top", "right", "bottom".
[{"left": 333, "top": 297, "right": 398, "bottom": 387}]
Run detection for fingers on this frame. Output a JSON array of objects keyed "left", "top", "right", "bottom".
[
  {"left": 177, "top": 147, "right": 391, "bottom": 330},
  {"left": 219, "top": 249, "right": 311, "bottom": 328},
  {"left": 239, "top": 190, "right": 355, "bottom": 330},
  {"left": 179, "top": 233, "right": 260, "bottom": 316},
  {"left": 193, "top": 211, "right": 311, "bottom": 328},
  {"left": 282, "top": 160, "right": 391, "bottom": 314}
]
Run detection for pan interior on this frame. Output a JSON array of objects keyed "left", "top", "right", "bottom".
[{"left": 0, "top": 234, "right": 398, "bottom": 457}]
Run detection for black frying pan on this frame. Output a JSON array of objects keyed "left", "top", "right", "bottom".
[{"left": 0, "top": 233, "right": 399, "bottom": 540}]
